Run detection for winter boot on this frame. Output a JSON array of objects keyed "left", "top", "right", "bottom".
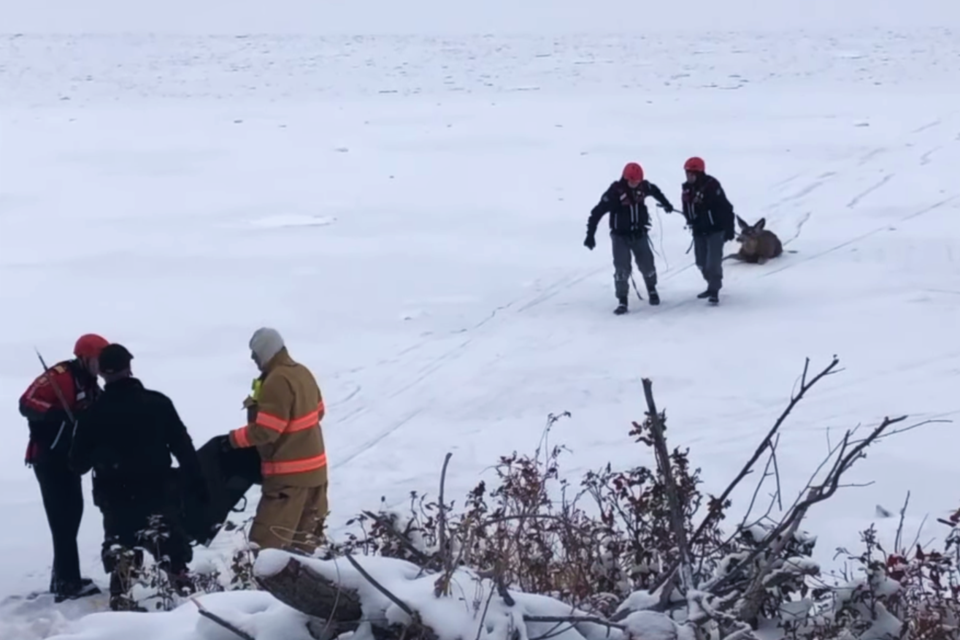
[
  {"left": 53, "top": 578, "right": 101, "bottom": 603},
  {"left": 708, "top": 292, "right": 719, "bottom": 305},
  {"left": 614, "top": 296, "right": 628, "bottom": 315},
  {"left": 696, "top": 290, "right": 711, "bottom": 299},
  {"left": 647, "top": 289, "right": 660, "bottom": 305}
]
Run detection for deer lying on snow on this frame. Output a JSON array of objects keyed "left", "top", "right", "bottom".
[{"left": 730, "top": 215, "right": 783, "bottom": 263}]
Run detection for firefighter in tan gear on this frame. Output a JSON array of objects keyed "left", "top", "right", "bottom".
[{"left": 225, "top": 327, "right": 328, "bottom": 553}]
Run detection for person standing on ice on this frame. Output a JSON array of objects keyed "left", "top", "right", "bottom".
[
  {"left": 220, "top": 327, "right": 329, "bottom": 554},
  {"left": 680, "top": 156, "right": 736, "bottom": 305},
  {"left": 69, "top": 343, "right": 208, "bottom": 611},
  {"left": 18, "top": 333, "right": 108, "bottom": 603},
  {"left": 584, "top": 162, "right": 675, "bottom": 315}
]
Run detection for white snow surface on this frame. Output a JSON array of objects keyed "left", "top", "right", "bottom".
[
  {"left": 3, "top": 6, "right": 960, "bottom": 638},
  {"left": 1, "top": 0, "right": 958, "bottom": 34}
]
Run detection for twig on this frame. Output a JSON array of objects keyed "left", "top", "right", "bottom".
[
  {"left": 474, "top": 580, "right": 498, "bottom": 640},
  {"left": 436, "top": 452, "right": 454, "bottom": 595},
  {"left": 739, "top": 434, "right": 781, "bottom": 530},
  {"left": 650, "top": 356, "right": 842, "bottom": 594},
  {"left": 706, "top": 356, "right": 840, "bottom": 531},
  {"left": 770, "top": 434, "right": 784, "bottom": 512},
  {"left": 476, "top": 569, "right": 516, "bottom": 607},
  {"left": 641, "top": 378, "right": 694, "bottom": 593},
  {"left": 724, "top": 415, "right": 907, "bottom": 621},
  {"left": 360, "top": 510, "right": 433, "bottom": 567},
  {"left": 523, "top": 615, "right": 626, "bottom": 631},
  {"left": 910, "top": 514, "right": 930, "bottom": 555},
  {"left": 192, "top": 598, "right": 255, "bottom": 640},
  {"left": 871, "top": 418, "right": 949, "bottom": 441},
  {"left": 344, "top": 553, "right": 415, "bottom": 618}
]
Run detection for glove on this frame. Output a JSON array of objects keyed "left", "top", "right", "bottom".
[
  {"left": 584, "top": 234, "right": 596, "bottom": 250},
  {"left": 662, "top": 203, "right": 674, "bottom": 214}
]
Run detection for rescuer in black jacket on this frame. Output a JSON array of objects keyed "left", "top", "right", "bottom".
[
  {"left": 680, "top": 156, "right": 736, "bottom": 304},
  {"left": 69, "top": 343, "right": 208, "bottom": 611},
  {"left": 584, "top": 162, "right": 675, "bottom": 314}
]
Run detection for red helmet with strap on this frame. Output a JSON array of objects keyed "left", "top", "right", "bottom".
[
  {"left": 74, "top": 334, "right": 109, "bottom": 358},
  {"left": 684, "top": 156, "right": 705, "bottom": 172},
  {"left": 622, "top": 162, "right": 644, "bottom": 182}
]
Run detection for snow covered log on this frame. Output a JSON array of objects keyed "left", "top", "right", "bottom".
[
  {"left": 251, "top": 550, "right": 688, "bottom": 640},
  {"left": 253, "top": 551, "right": 370, "bottom": 633}
]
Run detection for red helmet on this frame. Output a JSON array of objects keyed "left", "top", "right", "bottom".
[
  {"left": 684, "top": 157, "right": 705, "bottom": 172},
  {"left": 622, "top": 162, "right": 644, "bottom": 182},
  {"left": 74, "top": 334, "right": 109, "bottom": 359}
]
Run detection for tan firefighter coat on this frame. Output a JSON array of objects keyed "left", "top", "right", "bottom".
[{"left": 229, "top": 347, "right": 327, "bottom": 490}]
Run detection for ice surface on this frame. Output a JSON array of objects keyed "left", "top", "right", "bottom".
[
  {"left": 1, "top": 0, "right": 959, "bottom": 34},
  {"left": 3, "top": 5, "right": 960, "bottom": 639}
]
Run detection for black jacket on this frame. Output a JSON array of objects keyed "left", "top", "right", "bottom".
[
  {"left": 587, "top": 179, "right": 673, "bottom": 237},
  {"left": 681, "top": 174, "right": 735, "bottom": 237},
  {"left": 69, "top": 377, "right": 205, "bottom": 508}
]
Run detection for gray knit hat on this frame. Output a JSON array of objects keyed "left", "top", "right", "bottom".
[{"left": 249, "top": 327, "right": 285, "bottom": 365}]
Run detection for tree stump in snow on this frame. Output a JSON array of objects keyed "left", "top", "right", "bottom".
[
  {"left": 255, "top": 554, "right": 365, "bottom": 625},
  {"left": 255, "top": 553, "right": 439, "bottom": 640}
]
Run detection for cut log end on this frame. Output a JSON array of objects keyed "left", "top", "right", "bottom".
[{"left": 255, "top": 553, "right": 364, "bottom": 624}]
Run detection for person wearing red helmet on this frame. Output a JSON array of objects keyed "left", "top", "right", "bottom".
[
  {"left": 585, "top": 162, "right": 676, "bottom": 314},
  {"left": 680, "top": 157, "right": 736, "bottom": 305},
  {"left": 18, "top": 333, "right": 109, "bottom": 602}
]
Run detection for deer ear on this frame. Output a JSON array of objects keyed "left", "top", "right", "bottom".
[
  {"left": 736, "top": 215, "right": 748, "bottom": 229},
  {"left": 755, "top": 218, "right": 766, "bottom": 230}
]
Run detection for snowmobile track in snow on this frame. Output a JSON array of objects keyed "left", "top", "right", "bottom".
[
  {"left": 762, "top": 194, "right": 960, "bottom": 278},
  {"left": 327, "top": 267, "right": 608, "bottom": 469},
  {"left": 846, "top": 173, "right": 895, "bottom": 208}
]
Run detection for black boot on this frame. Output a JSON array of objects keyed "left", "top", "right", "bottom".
[
  {"left": 54, "top": 578, "right": 101, "bottom": 603},
  {"left": 614, "top": 296, "right": 628, "bottom": 315},
  {"left": 708, "top": 291, "right": 719, "bottom": 305},
  {"left": 696, "top": 290, "right": 711, "bottom": 299},
  {"left": 647, "top": 289, "right": 660, "bottom": 305}
]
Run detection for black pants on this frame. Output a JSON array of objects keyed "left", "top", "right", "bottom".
[
  {"left": 100, "top": 495, "right": 193, "bottom": 598},
  {"left": 611, "top": 232, "right": 657, "bottom": 299},
  {"left": 693, "top": 231, "right": 726, "bottom": 293},
  {"left": 33, "top": 451, "right": 84, "bottom": 591}
]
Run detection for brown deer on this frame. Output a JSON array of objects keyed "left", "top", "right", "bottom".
[{"left": 732, "top": 215, "right": 783, "bottom": 263}]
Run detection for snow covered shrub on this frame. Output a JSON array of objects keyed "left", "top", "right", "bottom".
[
  {"left": 112, "top": 513, "right": 261, "bottom": 611},
  {"left": 247, "top": 357, "right": 945, "bottom": 640},
  {"left": 319, "top": 412, "right": 729, "bottom": 617},
  {"left": 109, "top": 515, "right": 188, "bottom": 612},
  {"left": 785, "top": 521, "right": 960, "bottom": 639}
]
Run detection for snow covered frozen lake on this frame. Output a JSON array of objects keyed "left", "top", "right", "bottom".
[{"left": 2, "top": 1, "right": 960, "bottom": 637}]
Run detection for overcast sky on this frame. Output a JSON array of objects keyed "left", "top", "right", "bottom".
[{"left": 1, "top": 0, "right": 957, "bottom": 34}]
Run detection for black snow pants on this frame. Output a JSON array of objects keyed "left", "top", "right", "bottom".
[
  {"left": 100, "top": 488, "right": 193, "bottom": 600},
  {"left": 33, "top": 449, "right": 84, "bottom": 593},
  {"left": 693, "top": 231, "right": 726, "bottom": 293},
  {"left": 611, "top": 232, "right": 657, "bottom": 299}
]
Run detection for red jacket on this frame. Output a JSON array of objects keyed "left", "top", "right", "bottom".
[{"left": 20, "top": 359, "right": 101, "bottom": 464}]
